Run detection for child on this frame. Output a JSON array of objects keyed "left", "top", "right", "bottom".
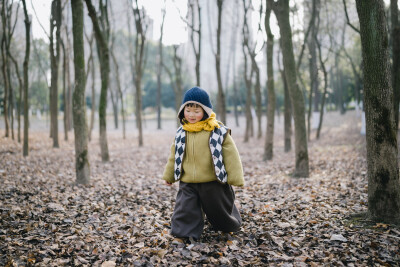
[{"left": 162, "top": 86, "right": 244, "bottom": 240}]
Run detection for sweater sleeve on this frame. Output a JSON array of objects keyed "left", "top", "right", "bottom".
[
  {"left": 222, "top": 134, "right": 244, "bottom": 187},
  {"left": 162, "top": 142, "right": 176, "bottom": 184}
]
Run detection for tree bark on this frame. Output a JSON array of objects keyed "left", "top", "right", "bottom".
[
  {"left": 85, "top": 0, "right": 110, "bottom": 161},
  {"left": 61, "top": 39, "right": 68, "bottom": 141},
  {"left": 157, "top": 5, "right": 166, "bottom": 130},
  {"left": 242, "top": 0, "right": 254, "bottom": 142},
  {"left": 8, "top": 53, "right": 23, "bottom": 143},
  {"left": 215, "top": 0, "right": 226, "bottom": 124},
  {"left": 391, "top": 0, "right": 400, "bottom": 128},
  {"left": 132, "top": 0, "right": 147, "bottom": 146},
  {"left": 273, "top": 0, "right": 309, "bottom": 177},
  {"left": 71, "top": 0, "right": 90, "bottom": 184},
  {"left": 21, "top": 0, "right": 30, "bottom": 157},
  {"left": 50, "top": 0, "right": 62, "bottom": 148},
  {"left": 1, "top": 1, "right": 10, "bottom": 138},
  {"left": 356, "top": 0, "right": 400, "bottom": 223},
  {"left": 189, "top": 0, "right": 201, "bottom": 86},
  {"left": 315, "top": 34, "right": 328, "bottom": 140},
  {"left": 264, "top": 0, "right": 275, "bottom": 160}
]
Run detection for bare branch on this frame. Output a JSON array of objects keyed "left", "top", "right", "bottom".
[
  {"left": 30, "top": 0, "right": 50, "bottom": 39},
  {"left": 342, "top": 0, "right": 360, "bottom": 34}
]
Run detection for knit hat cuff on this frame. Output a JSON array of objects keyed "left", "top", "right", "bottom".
[{"left": 177, "top": 100, "right": 213, "bottom": 118}]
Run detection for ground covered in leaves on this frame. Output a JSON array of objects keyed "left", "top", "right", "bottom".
[{"left": 1, "top": 111, "right": 400, "bottom": 266}]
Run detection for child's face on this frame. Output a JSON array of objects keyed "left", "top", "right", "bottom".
[{"left": 184, "top": 105, "right": 204, "bottom": 124}]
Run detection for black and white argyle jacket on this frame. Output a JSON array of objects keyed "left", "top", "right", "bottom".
[{"left": 174, "top": 125, "right": 230, "bottom": 184}]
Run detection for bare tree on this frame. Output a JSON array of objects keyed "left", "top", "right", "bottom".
[
  {"left": 1, "top": 0, "right": 11, "bottom": 138},
  {"left": 85, "top": 0, "right": 110, "bottom": 161},
  {"left": 264, "top": 0, "right": 276, "bottom": 160},
  {"left": 306, "top": 0, "right": 319, "bottom": 140},
  {"left": 356, "top": 0, "right": 400, "bottom": 224},
  {"left": 188, "top": 0, "right": 202, "bottom": 86},
  {"left": 131, "top": 0, "right": 148, "bottom": 146},
  {"left": 242, "top": 0, "right": 254, "bottom": 142},
  {"left": 157, "top": 3, "right": 166, "bottom": 130},
  {"left": 273, "top": 0, "right": 309, "bottom": 177},
  {"left": 71, "top": 0, "right": 90, "bottom": 184},
  {"left": 215, "top": 0, "right": 226, "bottom": 123},
  {"left": 315, "top": 32, "right": 329, "bottom": 140},
  {"left": 49, "top": 0, "right": 62, "bottom": 148},
  {"left": 21, "top": 0, "right": 31, "bottom": 157}
]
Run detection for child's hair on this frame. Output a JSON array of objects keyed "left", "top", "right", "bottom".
[{"left": 179, "top": 103, "right": 209, "bottom": 124}]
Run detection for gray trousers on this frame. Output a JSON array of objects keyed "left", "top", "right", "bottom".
[{"left": 170, "top": 181, "right": 242, "bottom": 239}]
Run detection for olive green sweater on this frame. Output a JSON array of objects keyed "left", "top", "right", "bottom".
[{"left": 162, "top": 130, "right": 244, "bottom": 186}]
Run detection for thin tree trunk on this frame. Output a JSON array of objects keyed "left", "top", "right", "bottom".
[
  {"left": 61, "top": 39, "right": 68, "bottom": 141},
  {"left": 273, "top": 0, "right": 309, "bottom": 177},
  {"left": 50, "top": 0, "right": 62, "bottom": 148},
  {"left": 89, "top": 55, "right": 95, "bottom": 141},
  {"left": 9, "top": 54, "right": 22, "bottom": 143},
  {"left": 315, "top": 35, "right": 328, "bottom": 140},
  {"left": 264, "top": 0, "right": 275, "bottom": 160},
  {"left": 282, "top": 68, "right": 291, "bottom": 152},
  {"left": 356, "top": 0, "right": 400, "bottom": 224},
  {"left": 189, "top": 0, "right": 201, "bottom": 87},
  {"left": 132, "top": 0, "right": 147, "bottom": 146},
  {"left": 21, "top": 0, "right": 30, "bottom": 157},
  {"left": 215, "top": 0, "right": 226, "bottom": 124},
  {"left": 157, "top": 5, "right": 166, "bottom": 130},
  {"left": 85, "top": 0, "right": 110, "bottom": 161},
  {"left": 71, "top": 0, "right": 90, "bottom": 184},
  {"left": 1, "top": 2, "right": 10, "bottom": 138},
  {"left": 111, "top": 51, "right": 126, "bottom": 139}
]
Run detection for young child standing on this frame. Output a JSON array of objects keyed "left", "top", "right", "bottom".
[{"left": 162, "top": 86, "right": 244, "bottom": 240}]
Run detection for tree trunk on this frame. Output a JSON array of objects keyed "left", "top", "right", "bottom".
[
  {"left": 110, "top": 88, "right": 118, "bottom": 129},
  {"left": 1, "top": 2, "right": 10, "bottom": 138},
  {"left": 356, "top": 0, "right": 400, "bottom": 223},
  {"left": 157, "top": 6, "right": 166, "bottom": 130},
  {"left": 21, "top": 0, "right": 30, "bottom": 157},
  {"left": 215, "top": 0, "right": 226, "bottom": 124},
  {"left": 315, "top": 34, "right": 328, "bottom": 140},
  {"left": 264, "top": 0, "right": 275, "bottom": 160},
  {"left": 85, "top": 0, "right": 110, "bottom": 161},
  {"left": 71, "top": 0, "right": 90, "bottom": 184},
  {"left": 189, "top": 0, "right": 201, "bottom": 87},
  {"left": 89, "top": 54, "right": 95, "bottom": 141},
  {"left": 282, "top": 68, "right": 292, "bottom": 152},
  {"left": 273, "top": 0, "right": 309, "bottom": 177},
  {"left": 111, "top": 51, "right": 126, "bottom": 139},
  {"left": 65, "top": 25, "right": 73, "bottom": 131},
  {"left": 132, "top": 0, "right": 147, "bottom": 146},
  {"left": 232, "top": 0, "right": 240, "bottom": 127},
  {"left": 50, "top": 0, "right": 62, "bottom": 148},
  {"left": 391, "top": 0, "right": 400, "bottom": 128},
  {"left": 9, "top": 54, "right": 23, "bottom": 143},
  {"left": 61, "top": 39, "right": 68, "bottom": 141}
]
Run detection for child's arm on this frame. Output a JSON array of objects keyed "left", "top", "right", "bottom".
[
  {"left": 162, "top": 142, "right": 176, "bottom": 184},
  {"left": 223, "top": 134, "right": 244, "bottom": 187}
]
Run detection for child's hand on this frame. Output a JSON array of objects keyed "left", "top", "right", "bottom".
[{"left": 165, "top": 181, "right": 173, "bottom": 186}]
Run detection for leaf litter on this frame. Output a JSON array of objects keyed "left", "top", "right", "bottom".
[{"left": 0, "top": 112, "right": 399, "bottom": 266}]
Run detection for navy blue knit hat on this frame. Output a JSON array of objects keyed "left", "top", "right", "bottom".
[{"left": 178, "top": 87, "right": 213, "bottom": 120}]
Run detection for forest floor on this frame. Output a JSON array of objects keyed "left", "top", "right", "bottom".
[{"left": 1, "top": 111, "right": 400, "bottom": 266}]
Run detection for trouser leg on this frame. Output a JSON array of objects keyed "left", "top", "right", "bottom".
[
  {"left": 198, "top": 181, "right": 242, "bottom": 233},
  {"left": 170, "top": 182, "right": 204, "bottom": 239}
]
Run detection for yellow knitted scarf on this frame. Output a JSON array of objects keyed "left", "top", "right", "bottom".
[{"left": 182, "top": 112, "right": 221, "bottom": 132}]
